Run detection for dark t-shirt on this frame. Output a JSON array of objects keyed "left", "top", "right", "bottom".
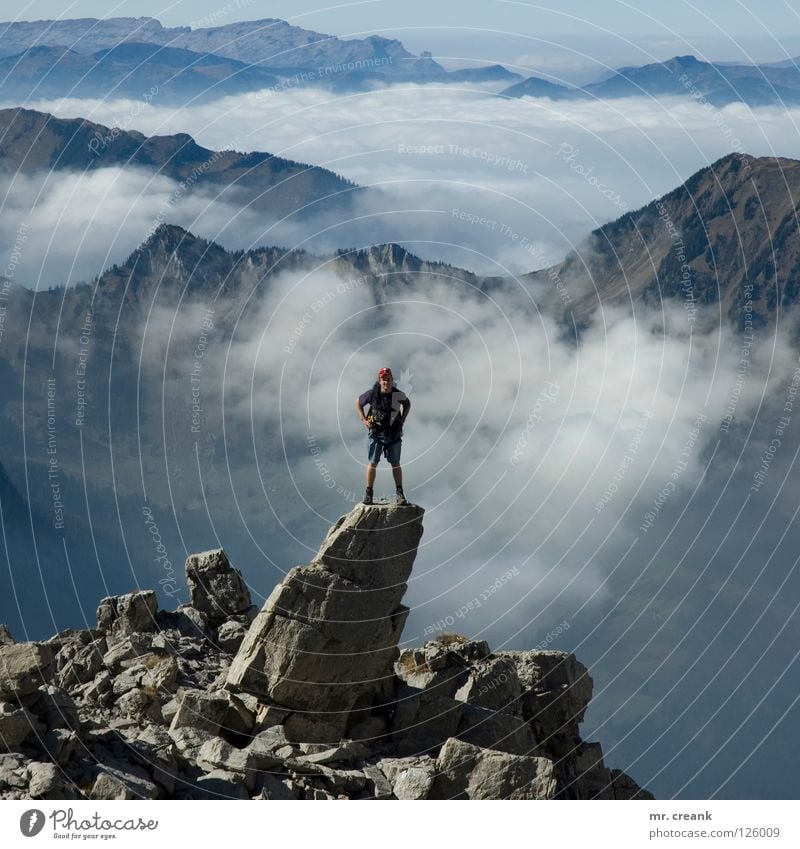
[{"left": 359, "top": 384, "right": 410, "bottom": 441}]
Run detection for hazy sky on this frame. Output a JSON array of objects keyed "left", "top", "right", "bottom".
[
  {"left": 9, "top": 0, "right": 800, "bottom": 79},
  {"left": 4, "top": 0, "right": 800, "bottom": 802}
]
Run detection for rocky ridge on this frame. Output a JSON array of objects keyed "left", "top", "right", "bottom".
[{"left": 0, "top": 503, "right": 652, "bottom": 800}]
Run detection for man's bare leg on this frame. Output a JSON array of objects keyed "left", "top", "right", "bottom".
[
  {"left": 392, "top": 464, "right": 408, "bottom": 504},
  {"left": 366, "top": 463, "right": 377, "bottom": 488}
]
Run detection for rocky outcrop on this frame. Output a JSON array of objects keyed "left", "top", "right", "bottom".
[
  {"left": 225, "top": 503, "right": 422, "bottom": 742},
  {"left": 185, "top": 549, "right": 255, "bottom": 627},
  {"left": 0, "top": 503, "right": 652, "bottom": 800}
]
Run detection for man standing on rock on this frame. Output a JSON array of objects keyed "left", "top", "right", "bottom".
[{"left": 355, "top": 366, "right": 411, "bottom": 505}]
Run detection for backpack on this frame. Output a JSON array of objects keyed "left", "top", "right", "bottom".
[{"left": 367, "top": 382, "right": 403, "bottom": 443}]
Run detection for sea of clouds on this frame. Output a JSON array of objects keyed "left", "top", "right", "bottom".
[{"left": 3, "top": 81, "right": 800, "bottom": 798}]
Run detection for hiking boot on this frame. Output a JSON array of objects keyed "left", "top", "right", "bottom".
[
  {"left": 395, "top": 490, "right": 408, "bottom": 506},
  {"left": 363, "top": 490, "right": 374, "bottom": 505}
]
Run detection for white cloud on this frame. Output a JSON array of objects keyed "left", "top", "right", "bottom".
[
  {"left": 3, "top": 82, "right": 799, "bottom": 795},
  {"left": 8, "top": 85, "right": 800, "bottom": 285},
  {"left": 134, "top": 253, "right": 797, "bottom": 653}
]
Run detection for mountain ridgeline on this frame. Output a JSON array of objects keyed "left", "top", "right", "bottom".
[
  {"left": 0, "top": 221, "right": 506, "bottom": 638},
  {"left": 0, "top": 108, "right": 360, "bottom": 220},
  {"left": 528, "top": 153, "right": 800, "bottom": 333},
  {"left": 0, "top": 150, "right": 799, "bottom": 800},
  {"left": 502, "top": 54, "right": 800, "bottom": 107},
  {"left": 0, "top": 16, "right": 522, "bottom": 100},
  {"left": 1, "top": 153, "right": 800, "bottom": 639}
]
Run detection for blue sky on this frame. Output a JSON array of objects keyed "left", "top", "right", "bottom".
[{"left": 10, "top": 0, "right": 800, "bottom": 75}]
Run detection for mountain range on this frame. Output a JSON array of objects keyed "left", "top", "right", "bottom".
[
  {"left": 0, "top": 16, "right": 412, "bottom": 68},
  {"left": 0, "top": 107, "right": 359, "bottom": 221},
  {"left": 1, "top": 146, "right": 800, "bottom": 798},
  {"left": 0, "top": 16, "right": 523, "bottom": 103},
  {"left": 528, "top": 152, "right": 800, "bottom": 332},
  {"left": 1, "top": 151, "right": 798, "bottom": 634},
  {"left": 504, "top": 54, "right": 800, "bottom": 107},
  {"left": 2, "top": 18, "right": 798, "bottom": 107},
  {"left": 0, "top": 42, "right": 284, "bottom": 104}
]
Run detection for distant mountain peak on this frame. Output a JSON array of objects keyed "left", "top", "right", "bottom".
[
  {"left": 140, "top": 222, "right": 196, "bottom": 251},
  {"left": 530, "top": 152, "right": 800, "bottom": 329}
]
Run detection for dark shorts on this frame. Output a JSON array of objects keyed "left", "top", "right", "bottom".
[{"left": 368, "top": 435, "right": 402, "bottom": 465}]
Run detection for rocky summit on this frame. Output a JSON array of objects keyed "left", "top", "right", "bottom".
[
  {"left": 0, "top": 503, "right": 652, "bottom": 800},
  {"left": 226, "top": 503, "right": 423, "bottom": 743}
]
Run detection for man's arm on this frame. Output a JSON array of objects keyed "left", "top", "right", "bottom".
[
  {"left": 355, "top": 396, "right": 371, "bottom": 428},
  {"left": 400, "top": 398, "right": 411, "bottom": 424}
]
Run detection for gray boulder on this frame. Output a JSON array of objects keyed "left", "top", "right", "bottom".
[
  {"left": 90, "top": 762, "right": 160, "bottom": 800},
  {"left": 56, "top": 637, "right": 107, "bottom": 691},
  {"left": 169, "top": 689, "right": 229, "bottom": 735},
  {"left": 216, "top": 620, "right": 248, "bottom": 654},
  {"left": 26, "top": 685, "right": 79, "bottom": 731},
  {"left": 553, "top": 740, "right": 654, "bottom": 800},
  {"left": 454, "top": 655, "right": 523, "bottom": 712},
  {"left": 0, "top": 642, "right": 55, "bottom": 699},
  {"left": 28, "top": 761, "right": 71, "bottom": 799},
  {"left": 396, "top": 634, "right": 491, "bottom": 695},
  {"left": 378, "top": 757, "right": 437, "bottom": 799},
  {"left": 498, "top": 650, "right": 592, "bottom": 756},
  {"left": 393, "top": 765, "right": 435, "bottom": 800},
  {"left": 392, "top": 635, "right": 531, "bottom": 755},
  {"left": 197, "top": 737, "right": 251, "bottom": 775},
  {"left": 0, "top": 753, "right": 28, "bottom": 790},
  {"left": 192, "top": 769, "right": 250, "bottom": 799},
  {"left": 430, "top": 737, "right": 556, "bottom": 800},
  {"left": 42, "top": 728, "right": 77, "bottom": 766},
  {"left": 0, "top": 701, "right": 40, "bottom": 750},
  {"left": 392, "top": 685, "right": 463, "bottom": 754},
  {"left": 185, "top": 549, "right": 253, "bottom": 624},
  {"left": 226, "top": 503, "right": 424, "bottom": 742},
  {"left": 456, "top": 702, "right": 538, "bottom": 756},
  {"left": 96, "top": 591, "right": 158, "bottom": 640}
]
